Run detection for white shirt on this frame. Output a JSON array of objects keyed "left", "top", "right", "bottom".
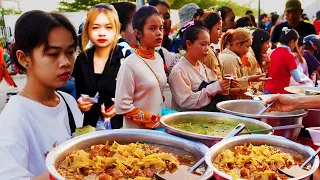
[
  {"left": 0, "top": 92, "right": 83, "bottom": 180},
  {"left": 115, "top": 53, "right": 167, "bottom": 129},
  {"left": 169, "top": 57, "right": 222, "bottom": 111}
]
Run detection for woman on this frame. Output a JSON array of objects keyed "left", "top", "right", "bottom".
[
  {"left": 264, "top": 27, "right": 305, "bottom": 94},
  {"left": 169, "top": 21, "right": 230, "bottom": 112},
  {"left": 112, "top": 2, "right": 137, "bottom": 49},
  {"left": 75, "top": 4, "right": 130, "bottom": 129},
  {"left": 115, "top": 6, "right": 166, "bottom": 129},
  {"left": 0, "top": 10, "right": 82, "bottom": 179},
  {"left": 219, "top": 28, "right": 269, "bottom": 98},
  {"left": 200, "top": 12, "right": 224, "bottom": 79},
  {"left": 218, "top": 6, "right": 236, "bottom": 32},
  {"left": 199, "top": 12, "right": 240, "bottom": 103},
  {"left": 269, "top": 13, "right": 281, "bottom": 38},
  {"left": 314, "top": 11, "right": 320, "bottom": 35},
  {"left": 149, "top": 0, "right": 173, "bottom": 51},
  {"left": 246, "top": 29, "right": 271, "bottom": 94}
]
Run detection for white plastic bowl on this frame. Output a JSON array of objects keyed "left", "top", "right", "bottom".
[{"left": 306, "top": 127, "right": 320, "bottom": 145}]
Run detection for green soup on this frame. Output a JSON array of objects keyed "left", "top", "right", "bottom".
[{"left": 171, "top": 121, "right": 266, "bottom": 136}]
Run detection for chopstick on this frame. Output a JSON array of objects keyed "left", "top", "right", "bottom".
[{"left": 239, "top": 124, "right": 303, "bottom": 135}]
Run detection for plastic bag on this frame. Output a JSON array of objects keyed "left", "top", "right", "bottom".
[{"left": 96, "top": 117, "right": 112, "bottom": 130}]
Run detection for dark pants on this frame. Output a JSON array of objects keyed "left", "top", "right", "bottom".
[{"left": 198, "top": 94, "right": 230, "bottom": 112}]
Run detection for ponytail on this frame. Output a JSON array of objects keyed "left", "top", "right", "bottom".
[
  {"left": 279, "top": 27, "right": 299, "bottom": 45},
  {"left": 220, "top": 31, "right": 232, "bottom": 53},
  {"left": 220, "top": 28, "right": 251, "bottom": 53},
  {"left": 295, "top": 44, "right": 304, "bottom": 64}
]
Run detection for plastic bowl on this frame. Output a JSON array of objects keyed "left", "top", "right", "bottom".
[{"left": 306, "top": 127, "right": 320, "bottom": 145}]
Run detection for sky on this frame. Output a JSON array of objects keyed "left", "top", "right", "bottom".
[{"left": 2, "top": 0, "right": 318, "bottom": 13}]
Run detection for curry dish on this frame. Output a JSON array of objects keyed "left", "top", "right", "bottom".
[
  {"left": 213, "top": 144, "right": 306, "bottom": 180},
  {"left": 57, "top": 141, "right": 201, "bottom": 180},
  {"left": 171, "top": 121, "right": 267, "bottom": 136}
]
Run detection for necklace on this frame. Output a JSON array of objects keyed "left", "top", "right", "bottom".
[{"left": 21, "top": 89, "right": 42, "bottom": 104}]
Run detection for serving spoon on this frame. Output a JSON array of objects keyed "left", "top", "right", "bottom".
[
  {"left": 155, "top": 123, "right": 246, "bottom": 180},
  {"left": 239, "top": 124, "right": 303, "bottom": 135},
  {"left": 278, "top": 147, "right": 320, "bottom": 178}
]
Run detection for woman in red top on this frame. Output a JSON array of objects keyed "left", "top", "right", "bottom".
[
  {"left": 313, "top": 11, "right": 320, "bottom": 35},
  {"left": 264, "top": 27, "right": 304, "bottom": 94}
]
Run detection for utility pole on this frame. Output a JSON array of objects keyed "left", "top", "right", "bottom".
[{"left": 258, "top": 0, "right": 261, "bottom": 28}]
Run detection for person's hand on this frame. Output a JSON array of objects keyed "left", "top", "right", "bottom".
[
  {"left": 229, "top": 88, "right": 241, "bottom": 98},
  {"left": 101, "top": 104, "right": 116, "bottom": 119},
  {"left": 262, "top": 53, "right": 271, "bottom": 70},
  {"left": 248, "top": 72, "right": 272, "bottom": 82},
  {"left": 230, "top": 78, "right": 239, "bottom": 88},
  {"left": 77, "top": 97, "right": 94, "bottom": 112},
  {"left": 218, "top": 79, "right": 231, "bottom": 92},
  {"left": 264, "top": 95, "right": 299, "bottom": 112}
]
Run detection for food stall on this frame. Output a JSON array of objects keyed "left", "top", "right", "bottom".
[{"left": 45, "top": 101, "right": 320, "bottom": 180}]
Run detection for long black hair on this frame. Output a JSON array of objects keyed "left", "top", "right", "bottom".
[
  {"left": 271, "top": 13, "right": 280, "bottom": 27},
  {"left": 112, "top": 2, "right": 136, "bottom": 33},
  {"left": 201, "top": 12, "right": 221, "bottom": 31},
  {"left": 252, "top": 29, "right": 270, "bottom": 68},
  {"left": 217, "top": 6, "right": 233, "bottom": 22},
  {"left": 11, "top": 10, "right": 77, "bottom": 71}
]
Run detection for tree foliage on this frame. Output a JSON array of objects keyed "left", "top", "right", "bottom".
[
  {"left": 168, "top": 0, "right": 259, "bottom": 17},
  {"left": 0, "top": 8, "right": 21, "bottom": 26},
  {"left": 57, "top": 0, "right": 260, "bottom": 17}
]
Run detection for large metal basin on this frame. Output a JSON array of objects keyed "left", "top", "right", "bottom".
[
  {"left": 258, "top": 94, "right": 320, "bottom": 128},
  {"left": 46, "top": 129, "right": 213, "bottom": 180},
  {"left": 205, "top": 134, "right": 319, "bottom": 180},
  {"left": 217, "top": 100, "right": 308, "bottom": 140},
  {"left": 161, "top": 112, "right": 272, "bottom": 146}
]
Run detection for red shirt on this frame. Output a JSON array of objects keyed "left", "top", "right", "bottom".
[
  {"left": 264, "top": 47, "right": 297, "bottom": 94},
  {"left": 314, "top": 20, "right": 320, "bottom": 35}
]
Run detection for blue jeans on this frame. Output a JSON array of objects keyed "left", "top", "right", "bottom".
[
  {"left": 264, "top": 90, "right": 271, "bottom": 94},
  {"left": 57, "top": 78, "right": 76, "bottom": 99}
]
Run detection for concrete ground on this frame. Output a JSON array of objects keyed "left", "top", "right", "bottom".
[{"left": 0, "top": 74, "right": 26, "bottom": 112}]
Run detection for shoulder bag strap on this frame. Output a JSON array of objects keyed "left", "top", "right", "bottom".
[{"left": 57, "top": 91, "right": 76, "bottom": 135}]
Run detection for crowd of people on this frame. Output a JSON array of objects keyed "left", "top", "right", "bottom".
[{"left": 0, "top": 0, "right": 320, "bottom": 179}]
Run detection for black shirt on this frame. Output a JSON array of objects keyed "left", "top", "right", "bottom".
[
  {"left": 74, "top": 45, "right": 130, "bottom": 128},
  {"left": 271, "top": 21, "right": 316, "bottom": 43}
]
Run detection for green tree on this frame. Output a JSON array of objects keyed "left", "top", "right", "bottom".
[
  {"left": 0, "top": 8, "right": 21, "bottom": 47},
  {"left": 57, "top": 0, "right": 135, "bottom": 12},
  {"left": 168, "top": 0, "right": 260, "bottom": 17}
]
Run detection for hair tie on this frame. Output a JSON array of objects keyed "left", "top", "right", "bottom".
[
  {"left": 282, "top": 27, "right": 291, "bottom": 35},
  {"left": 181, "top": 21, "right": 194, "bottom": 33}
]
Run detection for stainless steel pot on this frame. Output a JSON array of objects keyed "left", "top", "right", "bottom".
[
  {"left": 205, "top": 134, "right": 319, "bottom": 180},
  {"left": 258, "top": 94, "right": 320, "bottom": 128},
  {"left": 161, "top": 112, "right": 272, "bottom": 147},
  {"left": 217, "top": 100, "right": 308, "bottom": 140},
  {"left": 46, "top": 129, "right": 213, "bottom": 180}
]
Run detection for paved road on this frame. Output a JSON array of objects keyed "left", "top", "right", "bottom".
[{"left": 0, "top": 74, "right": 26, "bottom": 112}]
